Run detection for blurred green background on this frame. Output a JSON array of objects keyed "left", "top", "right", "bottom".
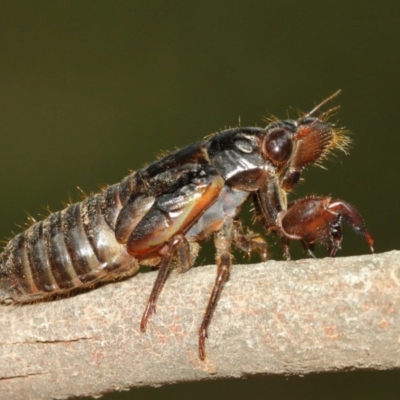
[{"left": 0, "top": 1, "right": 399, "bottom": 399}]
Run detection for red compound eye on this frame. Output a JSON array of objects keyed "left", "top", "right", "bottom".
[{"left": 264, "top": 129, "right": 293, "bottom": 164}]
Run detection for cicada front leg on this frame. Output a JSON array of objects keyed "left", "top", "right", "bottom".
[{"left": 278, "top": 197, "right": 374, "bottom": 259}]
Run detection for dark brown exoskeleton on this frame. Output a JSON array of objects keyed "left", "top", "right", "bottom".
[{"left": 0, "top": 91, "right": 373, "bottom": 360}]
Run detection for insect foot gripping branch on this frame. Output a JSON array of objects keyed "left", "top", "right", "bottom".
[{"left": 0, "top": 91, "right": 373, "bottom": 360}]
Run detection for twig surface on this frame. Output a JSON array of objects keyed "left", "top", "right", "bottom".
[{"left": 1, "top": 251, "right": 399, "bottom": 400}]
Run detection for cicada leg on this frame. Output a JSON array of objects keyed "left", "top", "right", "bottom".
[
  {"left": 140, "top": 234, "right": 187, "bottom": 332},
  {"left": 278, "top": 197, "right": 374, "bottom": 258},
  {"left": 232, "top": 219, "right": 268, "bottom": 261},
  {"left": 199, "top": 218, "right": 233, "bottom": 360}
]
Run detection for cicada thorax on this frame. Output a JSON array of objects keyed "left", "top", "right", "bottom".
[{"left": 0, "top": 174, "right": 140, "bottom": 303}]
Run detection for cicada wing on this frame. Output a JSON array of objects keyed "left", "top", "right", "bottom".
[
  {"left": 115, "top": 194, "right": 156, "bottom": 244},
  {"left": 127, "top": 173, "right": 224, "bottom": 256}
]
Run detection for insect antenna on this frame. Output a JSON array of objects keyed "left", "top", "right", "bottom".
[
  {"left": 317, "top": 105, "right": 341, "bottom": 122},
  {"left": 304, "top": 89, "right": 342, "bottom": 118}
]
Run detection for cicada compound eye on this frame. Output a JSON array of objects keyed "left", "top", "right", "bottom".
[{"left": 264, "top": 128, "right": 293, "bottom": 164}]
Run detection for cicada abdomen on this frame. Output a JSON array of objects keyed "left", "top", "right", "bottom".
[{"left": 0, "top": 174, "right": 140, "bottom": 303}]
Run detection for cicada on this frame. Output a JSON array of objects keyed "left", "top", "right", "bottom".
[{"left": 0, "top": 91, "right": 373, "bottom": 359}]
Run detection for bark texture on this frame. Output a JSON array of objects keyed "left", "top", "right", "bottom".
[{"left": 0, "top": 250, "right": 399, "bottom": 400}]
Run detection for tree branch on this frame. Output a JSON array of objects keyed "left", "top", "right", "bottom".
[{"left": 1, "top": 251, "right": 399, "bottom": 399}]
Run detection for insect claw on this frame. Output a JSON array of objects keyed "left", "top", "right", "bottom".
[
  {"left": 306, "top": 248, "right": 317, "bottom": 259},
  {"left": 328, "top": 247, "right": 338, "bottom": 257},
  {"left": 198, "top": 329, "right": 208, "bottom": 360},
  {"left": 365, "top": 231, "right": 374, "bottom": 253},
  {"left": 140, "top": 302, "right": 156, "bottom": 332},
  {"left": 140, "top": 313, "right": 148, "bottom": 333}
]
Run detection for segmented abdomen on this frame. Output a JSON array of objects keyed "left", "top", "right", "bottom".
[{"left": 0, "top": 174, "right": 139, "bottom": 303}]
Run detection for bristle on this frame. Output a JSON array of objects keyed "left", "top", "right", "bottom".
[
  {"left": 42, "top": 205, "right": 53, "bottom": 215},
  {"left": 331, "top": 126, "right": 351, "bottom": 155},
  {"left": 0, "top": 237, "right": 11, "bottom": 245},
  {"left": 24, "top": 211, "right": 37, "bottom": 226},
  {"left": 205, "top": 127, "right": 232, "bottom": 139},
  {"left": 76, "top": 186, "right": 88, "bottom": 199},
  {"left": 262, "top": 114, "right": 279, "bottom": 125},
  {"left": 313, "top": 126, "right": 351, "bottom": 169},
  {"left": 155, "top": 149, "right": 171, "bottom": 160}
]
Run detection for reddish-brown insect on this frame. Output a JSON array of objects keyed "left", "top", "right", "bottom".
[{"left": 0, "top": 91, "right": 373, "bottom": 360}]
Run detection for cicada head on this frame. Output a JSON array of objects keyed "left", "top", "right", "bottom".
[{"left": 263, "top": 91, "right": 350, "bottom": 192}]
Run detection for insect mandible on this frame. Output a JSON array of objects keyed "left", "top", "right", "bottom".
[{"left": 0, "top": 91, "right": 374, "bottom": 360}]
